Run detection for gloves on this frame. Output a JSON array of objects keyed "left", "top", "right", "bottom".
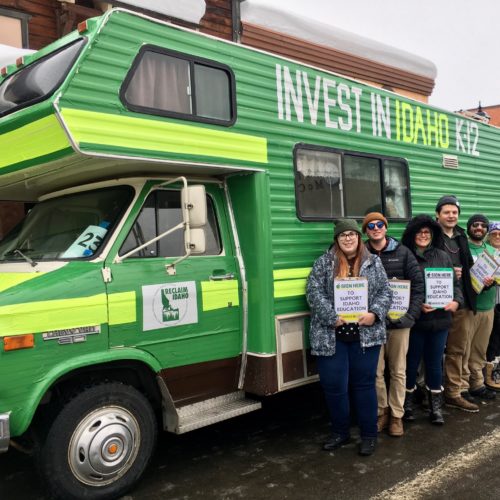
[{"left": 388, "top": 313, "right": 415, "bottom": 330}]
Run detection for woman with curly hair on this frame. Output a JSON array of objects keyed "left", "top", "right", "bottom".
[{"left": 401, "top": 215, "right": 462, "bottom": 425}]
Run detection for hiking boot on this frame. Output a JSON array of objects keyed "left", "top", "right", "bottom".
[
  {"left": 445, "top": 395, "right": 479, "bottom": 413},
  {"left": 415, "top": 384, "right": 429, "bottom": 408},
  {"left": 428, "top": 390, "right": 444, "bottom": 425},
  {"left": 460, "top": 391, "right": 477, "bottom": 404},
  {"left": 403, "top": 390, "right": 415, "bottom": 422},
  {"left": 485, "top": 363, "right": 500, "bottom": 392},
  {"left": 377, "top": 407, "right": 389, "bottom": 432},
  {"left": 469, "top": 386, "right": 496, "bottom": 400},
  {"left": 358, "top": 438, "right": 377, "bottom": 456},
  {"left": 322, "top": 434, "right": 351, "bottom": 451},
  {"left": 388, "top": 415, "right": 404, "bottom": 436}
]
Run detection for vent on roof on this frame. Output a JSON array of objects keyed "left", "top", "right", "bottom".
[{"left": 442, "top": 154, "right": 459, "bottom": 169}]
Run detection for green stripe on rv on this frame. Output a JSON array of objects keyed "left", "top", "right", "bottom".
[
  {"left": 273, "top": 268, "right": 311, "bottom": 298},
  {"left": 0, "top": 115, "right": 71, "bottom": 170},
  {"left": 60, "top": 108, "right": 268, "bottom": 163},
  {"left": 0, "top": 292, "right": 135, "bottom": 337},
  {"left": 201, "top": 280, "right": 239, "bottom": 311}
]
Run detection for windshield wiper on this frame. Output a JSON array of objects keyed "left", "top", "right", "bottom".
[{"left": 14, "top": 249, "right": 37, "bottom": 267}]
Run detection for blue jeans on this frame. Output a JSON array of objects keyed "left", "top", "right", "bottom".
[
  {"left": 317, "top": 341, "right": 381, "bottom": 439},
  {"left": 406, "top": 328, "right": 448, "bottom": 391}
]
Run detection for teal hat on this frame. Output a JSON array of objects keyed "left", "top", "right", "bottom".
[{"left": 334, "top": 219, "right": 361, "bottom": 239}]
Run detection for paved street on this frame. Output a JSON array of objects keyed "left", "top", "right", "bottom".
[{"left": 1, "top": 384, "right": 500, "bottom": 499}]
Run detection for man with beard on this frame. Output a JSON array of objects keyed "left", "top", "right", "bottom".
[{"left": 463, "top": 214, "right": 496, "bottom": 401}]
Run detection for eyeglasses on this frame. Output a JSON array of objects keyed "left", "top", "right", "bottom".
[
  {"left": 416, "top": 229, "right": 431, "bottom": 236},
  {"left": 367, "top": 221, "right": 385, "bottom": 230},
  {"left": 490, "top": 231, "right": 500, "bottom": 237},
  {"left": 471, "top": 222, "right": 488, "bottom": 228},
  {"left": 338, "top": 231, "right": 358, "bottom": 241}
]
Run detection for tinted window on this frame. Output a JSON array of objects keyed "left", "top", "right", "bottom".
[
  {"left": 120, "top": 190, "right": 221, "bottom": 258},
  {"left": 121, "top": 47, "right": 234, "bottom": 125},
  {"left": 295, "top": 146, "right": 410, "bottom": 220},
  {"left": 0, "top": 39, "right": 85, "bottom": 116}
]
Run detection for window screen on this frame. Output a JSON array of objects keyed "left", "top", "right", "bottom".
[
  {"left": 121, "top": 47, "right": 234, "bottom": 124},
  {"left": 120, "top": 190, "right": 222, "bottom": 258},
  {"left": 294, "top": 146, "right": 410, "bottom": 220}
]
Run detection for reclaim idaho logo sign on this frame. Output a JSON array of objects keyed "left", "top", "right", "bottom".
[{"left": 142, "top": 281, "right": 198, "bottom": 331}]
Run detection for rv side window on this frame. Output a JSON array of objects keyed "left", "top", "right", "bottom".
[
  {"left": 120, "top": 190, "right": 221, "bottom": 258},
  {"left": 121, "top": 46, "right": 234, "bottom": 125},
  {"left": 0, "top": 38, "right": 85, "bottom": 117},
  {"left": 294, "top": 146, "right": 410, "bottom": 220}
]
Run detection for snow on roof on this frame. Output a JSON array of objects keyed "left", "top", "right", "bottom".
[
  {"left": 241, "top": 1, "right": 437, "bottom": 80},
  {"left": 0, "top": 44, "right": 35, "bottom": 68},
  {"left": 116, "top": 0, "right": 206, "bottom": 25}
]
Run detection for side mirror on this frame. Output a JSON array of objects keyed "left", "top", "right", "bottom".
[
  {"left": 181, "top": 185, "right": 207, "bottom": 228},
  {"left": 187, "top": 228, "right": 206, "bottom": 254}
]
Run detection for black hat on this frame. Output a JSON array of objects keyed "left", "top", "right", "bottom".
[
  {"left": 467, "top": 213, "right": 489, "bottom": 230},
  {"left": 435, "top": 195, "right": 460, "bottom": 214},
  {"left": 333, "top": 219, "right": 361, "bottom": 239}
]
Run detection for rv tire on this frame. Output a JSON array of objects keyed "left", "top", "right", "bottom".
[{"left": 38, "top": 382, "right": 157, "bottom": 500}]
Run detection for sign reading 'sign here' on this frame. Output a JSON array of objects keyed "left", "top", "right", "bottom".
[
  {"left": 424, "top": 268, "right": 453, "bottom": 308},
  {"left": 334, "top": 278, "right": 368, "bottom": 322},
  {"left": 388, "top": 280, "right": 410, "bottom": 320}
]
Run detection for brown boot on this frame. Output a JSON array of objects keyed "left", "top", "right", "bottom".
[
  {"left": 388, "top": 415, "right": 404, "bottom": 437},
  {"left": 485, "top": 363, "right": 500, "bottom": 392},
  {"left": 377, "top": 407, "right": 389, "bottom": 432}
]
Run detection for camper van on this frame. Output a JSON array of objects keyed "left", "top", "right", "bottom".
[{"left": 0, "top": 8, "right": 498, "bottom": 499}]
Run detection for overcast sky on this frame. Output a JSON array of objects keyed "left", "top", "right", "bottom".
[{"left": 264, "top": 0, "right": 500, "bottom": 112}]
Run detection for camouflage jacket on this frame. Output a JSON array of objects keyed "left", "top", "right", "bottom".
[{"left": 306, "top": 249, "right": 392, "bottom": 356}]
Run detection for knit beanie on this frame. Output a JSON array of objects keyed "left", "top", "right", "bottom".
[
  {"left": 435, "top": 195, "right": 460, "bottom": 214},
  {"left": 489, "top": 221, "right": 500, "bottom": 233},
  {"left": 362, "top": 212, "right": 388, "bottom": 233},
  {"left": 467, "top": 213, "right": 489, "bottom": 231},
  {"left": 333, "top": 219, "right": 361, "bottom": 239}
]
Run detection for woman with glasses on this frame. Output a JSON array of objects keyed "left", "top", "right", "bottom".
[
  {"left": 306, "top": 219, "right": 392, "bottom": 456},
  {"left": 401, "top": 215, "right": 462, "bottom": 425}
]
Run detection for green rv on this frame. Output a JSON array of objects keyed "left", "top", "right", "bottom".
[{"left": 0, "top": 8, "right": 498, "bottom": 499}]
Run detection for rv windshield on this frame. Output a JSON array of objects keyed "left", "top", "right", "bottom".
[
  {"left": 0, "top": 187, "right": 133, "bottom": 262},
  {"left": 0, "top": 38, "right": 85, "bottom": 116}
]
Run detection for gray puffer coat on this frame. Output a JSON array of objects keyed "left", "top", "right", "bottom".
[{"left": 306, "top": 249, "right": 392, "bottom": 356}]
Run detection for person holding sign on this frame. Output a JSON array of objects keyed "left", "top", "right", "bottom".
[
  {"left": 307, "top": 219, "right": 392, "bottom": 457},
  {"left": 486, "top": 221, "right": 500, "bottom": 391},
  {"left": 363, "top": 213, "right": 424, "bottom": 438},
  {"left": 401, "top": 215, "right": 462, "bottom": 425},
  {"left": 462, "top": 214, "right": 497, "bottom": 401}
]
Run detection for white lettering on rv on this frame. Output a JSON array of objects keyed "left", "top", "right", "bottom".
[
  {"left": 303, "top": 71, "right": 322, "bottom": 126},
  {"left": 283, "top": 66, "right": 304, "bottom": 122},
  {"left": 276, "top": 64, "right": 284, "bottom": 120},
  {"left": 455, "top": 118, "right": 480, "bottom": 157},
  {"left": 351, "top": 86, "right": 362, "bottom": 132},
  {"left": 323, "top": 78, "right": 338, "bottom": 129},
  {"left": 371, "top": 93, "right": 391, "bottom": 138},
  {"left": 337, "top": 83, "right": 352, "bottom": 131},
  {"left": 275, "top": 64, "right": 363, "bottom": 131}
]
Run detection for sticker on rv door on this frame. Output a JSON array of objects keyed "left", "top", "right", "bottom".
[{"left": 142, "top": 281, "right": 198, "bottom": 331}]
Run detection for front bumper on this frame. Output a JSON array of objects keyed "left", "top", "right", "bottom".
[{"left": 0, "top": 413, "right": 10, "bottom": 452}]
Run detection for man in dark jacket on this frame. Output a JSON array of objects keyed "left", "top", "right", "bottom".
[
  {"left": 435, "top": 195, "right": 479, "bottom": 412},
  {"left": 363, "top": 212, "right": 424, "bottom": 437}
]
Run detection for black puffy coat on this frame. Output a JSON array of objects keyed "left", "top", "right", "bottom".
[
  {"left": 402, "top": 215, "right": 463, "bottom": 333},
  {"left": 366, "top": 236, "right": 424, "bottom": 329}
]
